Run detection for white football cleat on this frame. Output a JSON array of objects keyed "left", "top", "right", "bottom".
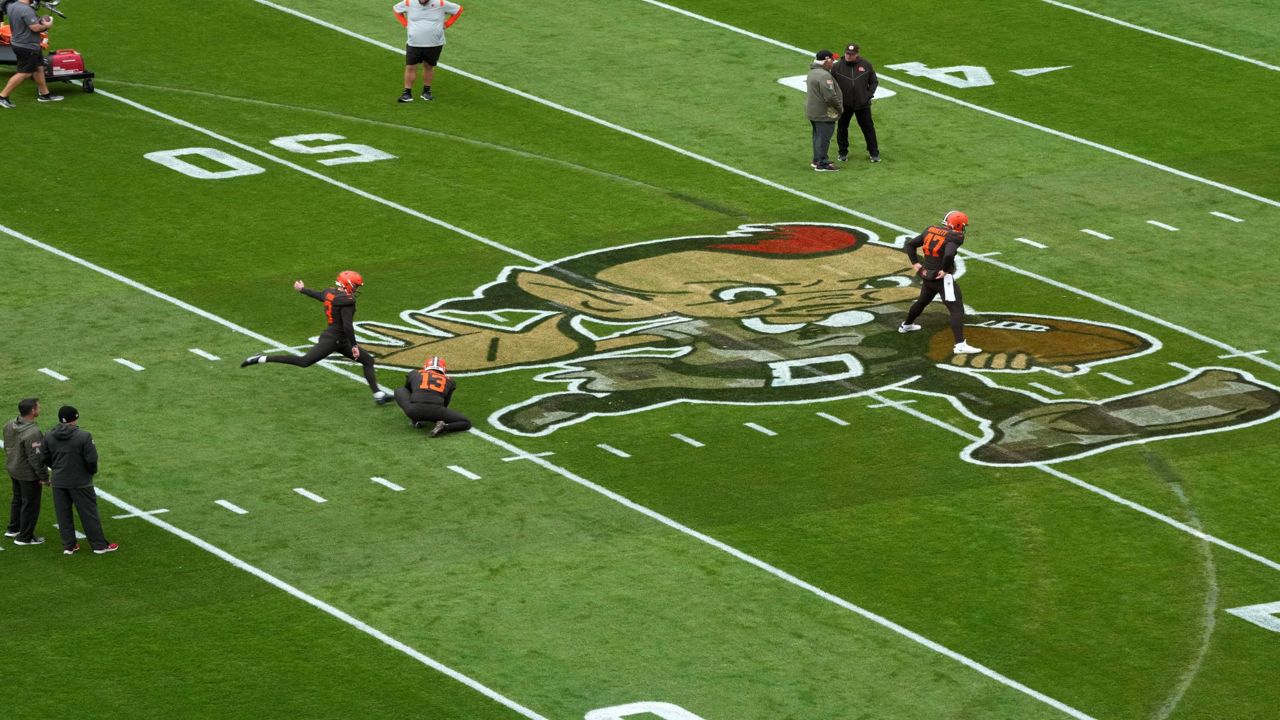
[
  {"left": 953, "top": 341, "right": 982, "bottom": 354},
  {"left": 898, "top": 323, "right": 921, "bottom": 333},
  {"left": 373, "top": 391, "right": 392, "bottom": 405}
]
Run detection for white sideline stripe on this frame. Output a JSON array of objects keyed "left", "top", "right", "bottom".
[
  {"left": 189, "top": 348, "right": 221, "bottom": 361},
  {"left": 638, "top": 0, "right": 1280, "bottom": 209},
  {"left": 1014, "top": 237, "right": 1048, "bottom": 249},
  {"left": 215, "top": 499, "right": 248, "bottom": 515},
  {"left": 816, "top": 411, "right": 850, "bottom": 426},
  {"left": 246, "top": 2, "right": 1280, "bottom": 383},
  {"left": 1210, "top": 211, "right": 1244, "bottom": 223},
  {"left": 671, "top": 433, "right": 705, "bottom": 447},
  {"left": 1147, "top": 220, "right": 1180, "bottom": 231},
  {"left": 597, "top": 443, "right": 632, "bottom": 458},
  {"left": 1081, "top": 229, "right": 1113, "bottom": 240},
  {"left": 38, "top": 367, "right": 69, "bottom": 381},
  {"left": 448, "top": 465, "right": 482, "bottom": 480},
  {"left": 91, "top": 87, "right": 542, "bottom": 266},
  {"left": 111, "top": 508, "right": 169, "bottom": 520},
  {"left": 114, "top": 358, "right": 146, "bottom": 371},
  {"left": 293, "top": 487, "right": 327, "bottom": 503},
  {"left": 95, "top": 489, "right": 550, "bottom": 720},
  {"left": 744, "top": 422, "right": 777, "bottom": 436},
  {"left": 1039, "top": 0, "right": 1280, "bottom": 72},
  {"left": 867, "top": 391, "right": 1280, "bottom": 576},
  {"left": 1028, "top": 382, "right": 1065, "bottom": 396},
  {"left": 371, "top": 476, "right": 405, "bottom": 492},
  {"left": 1098, "top": 371, "right": 1135, "bottom": 386},
  {"left": 6, "top": 227, "right": 1093, "bottom": 720}
]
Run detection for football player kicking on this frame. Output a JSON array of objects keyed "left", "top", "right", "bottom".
[
  {"left": 899, "top": 210, "right": 982, "bottom": 354},
  {"left": 241, "top": 271, "right": 392, "bottom": 404},
  {"left": 394, "top": 356, "right": 472, "bottom": 437}
]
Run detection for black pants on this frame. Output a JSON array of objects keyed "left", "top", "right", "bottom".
[
  {"left": 837, "top": 105, "right": 878, "bottom": 158},
  {"left": 905, "top": 277, "right": 966, "bottom": 342},
  {"left": 393, "top": 387, "right": 472, "bottom": 434},
  {"left": 51, "top": 486, "right": 109, "bottom": 551},
  {"left": 266, "top": 333, "right": 381, "bottom": 393},
  {"left": 8, "top": 477, "right": 43, "bottom": 541}
]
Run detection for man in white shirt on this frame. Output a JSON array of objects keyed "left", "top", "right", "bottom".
[{"left": 393, "top": 0, "right": 463, "bottom": 102}]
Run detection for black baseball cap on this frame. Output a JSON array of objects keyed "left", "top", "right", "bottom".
[
  {"left": 58, "top": 405, "right": 79, "bottom": 423},
  {"left": 845, "top": 43, "right": 860, "bottom": 54},
  {"left": 815, "top": 49, "right": 835, "bottom": 60}
]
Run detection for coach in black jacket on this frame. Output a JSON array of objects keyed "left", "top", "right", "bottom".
[
  {"left": 831, "top": 43, "right": 880, "bottom": 162},
  {"left": 44, "top": 406, "right": 116, "bottom": 555}
]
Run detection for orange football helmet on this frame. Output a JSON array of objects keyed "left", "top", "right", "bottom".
[
  {"left": 943, "top": 210, "right": 969, "bottom": 232},
  {"left": 424, "top": 356, "right": 447, "bottom": 373},
  {"left": 335, "top": 270, "right": 364, "bottom": 295}
]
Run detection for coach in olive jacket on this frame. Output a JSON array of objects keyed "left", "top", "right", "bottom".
[
  {"left": 5, "top": 397, "right": 49, "bottom": 545},
  {"left": 44, "top": 406, "right": 115, "bottom": 554}
]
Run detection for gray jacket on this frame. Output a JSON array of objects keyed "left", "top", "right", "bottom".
[
  {"left": 806, "top": 61, "right": 843, "bottom": 121},
  {"left": 44, "top": 423, "right": 98, "bottom": 488},
  {"left": 3, "top": 417, "right": 48, "bottom": 484}
]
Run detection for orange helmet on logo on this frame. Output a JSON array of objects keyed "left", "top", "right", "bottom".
[
  {"left": 335, "top": 270, "right": 364, "bottom": 295},
  {"left": 424, "top": 356, "right": 447, "bottom": 373},
  {"left": 943, "top": 211, "right": 969, "bottom": 232}
]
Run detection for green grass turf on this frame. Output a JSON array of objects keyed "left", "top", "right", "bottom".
[{"left": 4, "top": 0, "right": 1280, "bottom": 718}]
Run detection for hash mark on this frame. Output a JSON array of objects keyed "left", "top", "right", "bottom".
[
  {"left": 597, "top": 443, "right": 632, "bottom": 458},
  {"left": 39, "top": 368, "right": 69, "bottom": 381},
  {"left": 189, "top": 348, "right": 221, "bottom": 361},
  {"left": 501, "top": 451, "right": 555, "bottom": 462},
  {"left": 1217, "top": 349, "right": 1268, "bottom": 359},
  {"left": 53, "top": 523, "right": 87, "bottom": 540},
  {"left": 1028, "top": 382, "right": 1065, "bottom": 396},
  {"left": 111, "top": 508, "right": 169, "bottom": 520},
  {"left": 215, "top": 499, "right": 248, "bottom": 515},
  {"left": 867, "top": 399, "right": 916, "bottom": 409},
  {"left": 1147, "top": 220, "right": 1179, "bottom": 231},
  {"left": 114, "top": 358, "right": 146, "bottom": 371},
  {"left": 1168, "top": 361, "right": 1194, "bottom": 372},
  {"left": 1210, "top": 211, "right": 1243, "bottom": 223},
  {"left": 671, "top": 433, "right": 704, "bottom": 447},
  {"left": 1099, "top": 371, "right": 1134, "bottom": 385},
  {"left": 1014, "top": 237, "right": 1048, "bottom": 249},
  {"left": 744, "top": 422, "right": 777, "bottom": 436},
  {"left": 448, "top": 465, "right": 481, "bottom": 480},
  {"left": 370, "top": 476, "right": 404, "bottom": 492},
  {"left": 293, "top": 488, "right": 327, "bottom": 503},
  {"left": 1081, "top": 229, "right": 1113, "bottom": 240},
  {"left": 816, "top": 412, "right": 850, "bottom": 426}
]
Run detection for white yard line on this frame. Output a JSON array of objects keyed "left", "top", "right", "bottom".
[
  {"left": 5, "top": 222, "right": 1097, "bottom": 720},
  {"left": 293, "top": 488, "right": 327, "bottom": 503},
  {"left": 38, "top": 368, "right": 69, "bottom": 381},
  {"left": 1080, "top": 229, "right": 1113, "bottom": 240},
  {"left": 448, "top": 465, "right": 482, "bottom": 480},
  {"left": 671, "top": 433, "right": 705, "bottom": 447},
  {"left": 189, "top": 348, "right": 221, "bottom": 361},
  {"left": 96, "top": 489, "right": 550, "bottom": 720},
  {"left": 215, "top": 499, "right": 249, "bottom": 515},
  {"left": 1038, "top": 0, "right": 1280, "bottom": 72},
  {"left": 111, "top": 508, "right": 169, "bottom": 520},
  {"left": 114, "top": 358, "right": 146, "bottom": 371},
  {"left": 1014, "top": 238, "right": 1048, "bottom": 249},
  {"left": 371, "top": 476, "right": 405, "bottom": 491},
  {"left": 1209, "top": 211, "right": 1243, "bottom": 223},
  {"left": 636, "top": 0, "right": 1280, "bottom": 209},
  {"left": 597, "top": 443, "right": 632, "bottom": 458}
]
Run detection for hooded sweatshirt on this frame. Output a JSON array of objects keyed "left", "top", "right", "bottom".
[
  {"left": 3, "top": 416, "right": 48, "bottom": 483},
  {"left": 44, "top": 422, "right": 98, "bottom": 488}
]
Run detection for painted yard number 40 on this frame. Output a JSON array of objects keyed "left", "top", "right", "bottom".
[{"left": 144, "top": 133, "right": 395, "bottom": 180}]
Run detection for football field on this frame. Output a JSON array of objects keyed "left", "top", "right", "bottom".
[{"left": 2, "top": 1, "right": 1279, "bottom": 718}]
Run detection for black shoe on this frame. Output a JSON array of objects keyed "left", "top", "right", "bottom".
[
  {"left": 421, "top": 90, "right": 433, "bottom": 101},
  {"left": 38, "top": 93, "right": 64, "bottom": 103},
  {"left": 0, "top": 96, "right": 14, "bottom": 109},
  {"left": 3, "top": 531, "right": 17, "bottom": 538},
  {"left": 240, "top": 354, "right": 264, "bottom": 368},
  {"left": 411, "top": 420, "right": 427, "bottom": 429},
  {"left": 814, "top": 162, "right": 840, "bottom": 172},
  {"left": 13, "top": 536, "right": 45, "bottom": 546},
  {"left": 430, "top": 420, "right": 447, "bottom": 437},
  {"left": 870, "top": 154, "right": 881, "bottom": 163},
  {"left": 838, "top": 154, "right": 848, "bottom": 162},
  {"left": 398, "top": 90, "right": 413, "bottom": 103}
]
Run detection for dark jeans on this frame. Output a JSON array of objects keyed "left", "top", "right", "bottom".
[
  {"left": 52, "top": 485, "right": 109, "bottom": 551},
  {"left": 810, "top": 120, "right": 835, "bottom": 164},
  {"left": 837, "top": 105, "right": 878, "bottom": 158},
  {"left": 393, "top": 387, "right": 472, "bottom": 433},
  {"left": 8, "top": 477, "right": 43, "bottom": 540}
]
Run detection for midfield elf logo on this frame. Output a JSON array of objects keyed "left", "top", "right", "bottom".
[{"left": 355, "top": 223, "right": 1280, "bottom": 464}]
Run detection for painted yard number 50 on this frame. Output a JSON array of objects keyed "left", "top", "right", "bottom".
[{"left": 144, "top": 133, "right": 395, "bottom": 180}]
